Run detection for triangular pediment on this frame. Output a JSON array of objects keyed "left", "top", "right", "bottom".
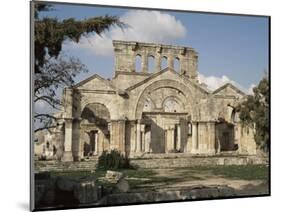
[
  {"left": 74, "top": 74, "right": 116, "bottom": 91},
  {"left": 212, "top": 83, "right": 245, "bottom": 96},
  {"left": 126, "top": 67, "right": 209, "bottom": 94}
]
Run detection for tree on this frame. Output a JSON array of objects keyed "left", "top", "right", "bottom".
[
  {"left": 237, "top": 76, "right": 269, "bottom": 152},
  {"left": 33, "top": 2, "right": 124, "bottom": 131},
  {"left": 34, "top": 55, "right": 87, "bottom": 132}
]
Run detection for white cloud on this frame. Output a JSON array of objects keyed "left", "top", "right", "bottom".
[
  {"left": 247, "top": 84, "right": 256, "bottom": 95},
  {"left": 198, "top": 73, "right": 254, "bottom": 94},
  {"left": 64, "top": 10, "right": 187, "bottom": 56}
]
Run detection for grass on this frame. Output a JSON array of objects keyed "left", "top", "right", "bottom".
[
  {"left": 50, "top": 170, "right": 105, "bottom": 180},
  {"left": 187, "top": 165, "right": 269, "bottom": 181},
  {"left": 48, "top": 164, "right": 269, "bottom": 192}
]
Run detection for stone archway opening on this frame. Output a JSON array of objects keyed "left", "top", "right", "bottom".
[
  {"left": 216, "top": 122, "right": 237, "bottom": 152},
  {"left": 134, "top": 80, "right": 195, "bottom": 155},
  {"left": 80, "top": 103, "right": 111, "bottom": 158},
  {"left": 83, "top": 130, "right": 98, "bottom": 157}
]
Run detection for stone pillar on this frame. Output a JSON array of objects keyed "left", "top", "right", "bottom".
[
  {"left": 171, "top": 127, "right": 175, "bottom": 151},
  {"left": 141, "top": 125, "right": 145, "bottom": 152},
  {"left": 180, "top": 57, "right": 188, "bottom": 75},
  {"left": 110, "top": 120, "right": 126, "bottom": 153},
  {"left": 166, "top": 126, "right": 175, "bottom": 152},
  {"left": 176, "top": 125, "right": 181, "bottom": 151},
  {"left": 136, "top": 121, "right": 141, "bottom": 152},
  {"left": 187, "top": 49, "right": 198, "bottom": 81},
  {"left": 94, "top": 132, "right": 98, "bottom": 155},
  {"left": 155, "top": 55, "right": 161, "bottom": 72},
  {"left": 191, "top": 122, "right": 198, "bottom": 154},
  {"left": 62, "top": 118, "right": 73, "bottom": 161},
  {"left": 208, "top": 122, "right": 216, "bottom": 154},
  {"left": 236, "top": 124, "right": 242, "bottom": 154},
  {"left": 129, "top": 122, "right": 136, "bottom": 153},
  {"left": 144, "top": 127, "right": 151, "bottom": 153},
  {"left": 142, "top": 54, "right": 148, "bottom": 73},
  {"left": 168, "top": 56, "right": 174, "bottom": 69}
]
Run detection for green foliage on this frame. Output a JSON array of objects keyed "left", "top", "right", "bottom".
[
  {"left": 97, "top": 149, "right": 132, "bottom": 170},
  {"left": 34, "top": 2, "right": 124, "bottom": 74},
  {"left": 237, "top": 76, "right": 269, "bottom": 151},
  {"left": 189, "top": 165, "right": 268, "bottom": 181},
  {"left": 33, "top": 2, "right": 124, "bottom": 131}
]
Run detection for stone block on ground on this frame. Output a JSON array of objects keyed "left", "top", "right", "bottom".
[
  {"left": 115, "top": 178, "right": 130, "bottom": 193},
  {"left": 105, "top": 170, "right": 123, "bottom": 183},
  {"left": 73, "top": 180, "right": 101, "bottom": 204}
]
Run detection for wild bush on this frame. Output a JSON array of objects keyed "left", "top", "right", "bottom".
[{"left": 97, "top": 149, "right": 131, "bottom": 170}]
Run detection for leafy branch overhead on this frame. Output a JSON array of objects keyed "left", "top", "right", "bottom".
[
  {"left": 34, "top": 56, "right": 88, "bottom": 108},
  {"left": 35, "top": 15, "right": 124, "bottom": 74},
  {"left": 33, "top": 2, "right": 124, "bottom": 131}
]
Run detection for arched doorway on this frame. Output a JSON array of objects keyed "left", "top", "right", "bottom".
[
  {"left": 216, "top": 122, "right": 236, "bottom": 152},
  {"left": 83, "top": 130, "right": 98, "bottom": 157},
  {"left": 134, "top": 80, "right": 194, "bottom": 154},
  {"left": 79, "top": 103, "right": 111, "bottom": 158}
]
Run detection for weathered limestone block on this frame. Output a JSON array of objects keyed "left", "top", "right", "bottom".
[
  {"left": 115, "top": 178, "right": 130, "bottom": 193},
  {"left": 105, "top": 170, "right": 123, "bottom": 183},
  {"left": 73, "top": 180, "right": 100, "bottom": 204}
]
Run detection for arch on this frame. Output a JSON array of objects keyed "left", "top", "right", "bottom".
[
  {"left": 80, "top": 95, "right": 117, "bottom": 119},
  {"left": 230, "top": 109, "right": 239, "bottom": 123},
  {"left": 81, "top": 103, "right": 110, "bottom": 125},
  {"left": 82, "top": 130, "right": 93, "bottom": 156},
  {"left": 80, "top": 103, "right": 110, "bottom": 158},
  {"left": 135, "top": 54, "right": 142, "bottom": 72},
  {"left": 148, "top": 55, "right": 155, "bottom": 73},
  {"left": 174, "top": 57, "right": 180, "bottom": 72},
  {"left": 162, "top": 96, "right": 184, "bottom": 112},
  {"left": 161, "top": 56, "right": 168, "bottom": 70},
  {"left": 134, "top": 79, "right": 196, "bottom": 119},
  {"left": 143, "top": 97, "right": 155, "bottom": 112}
]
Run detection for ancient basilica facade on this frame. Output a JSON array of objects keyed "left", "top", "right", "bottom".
[{"left": 48, "top": 40, "right": 256, "bottom": 161}]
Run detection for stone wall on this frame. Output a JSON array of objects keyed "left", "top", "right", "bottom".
[
  {"left": 35, "top": 155, "right": 268, "bottom": 172},
  {"left": 112, "top": 40, "right": 198, "bottom": 81}
]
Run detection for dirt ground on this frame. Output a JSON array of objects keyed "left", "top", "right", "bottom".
[{"left": 126, "top": 167, "right": 269, "bottom": 195}]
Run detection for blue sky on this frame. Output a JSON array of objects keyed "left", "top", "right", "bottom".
[{"left": 39, "top": 3, "right": 269, "bottom": 93}]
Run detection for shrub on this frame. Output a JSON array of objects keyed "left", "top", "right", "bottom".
[{"left": 97, "top": 149, "right": 132, "bottom": 170}]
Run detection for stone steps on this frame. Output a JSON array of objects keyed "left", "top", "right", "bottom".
[
  {"left": 34, "top": 156, "right": 268, "bottom": 172},
  {"left": 131, "top": 156, "right": 268, "bottom": 169},
  {"left": 35, "top": 160, "right": 98, "bottom": 172}
]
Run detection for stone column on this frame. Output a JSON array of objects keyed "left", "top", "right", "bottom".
[
  {"left": 208, "top": 122, "right": 216, "bottom": 154},
  {"left": 129, "top": 122, "right": 136, "bottom": 153},
  {"left": 110, "top": 120, "right": 126, "bottom": 153},
  {"left": 94, "top": 132, "right": 98, "bottom": 155},
  {"left": 191, "top": 122, "right": 198, "bottom": 154},
  {"left": 180, "top": 57, "right": 188, "bottom": 75},
  {"left": 166, "top": 126, "right": 175, "bottom": 152},
  {"left": 144, "top": 127, "right": 151, "bottom": 153},
  {"left": 168, "top": 56, "right": 174, "bottom": 69},
  {"left": 176, "top": 125, "right": 181, "bottom": 151},
  {"left": 136, "top": 121, "right": 141, "bottom": 152},
  {"left": 236, "top": 123, "right": 242, "bottom": 154},
  {"left": 142, "top": 54, "right": 148, "bottom": 73},
  {"left": 171, "top": 127, "right": 175, "bottom": 151},
  {"left": 155, "top": 55, "right": 161, "bottom": 72},
  {"left": 62, "top": 118, "right": 73, "bottom": 161},
  {"left": 141, "top": 125, "right": 145, "bottom": 152}
]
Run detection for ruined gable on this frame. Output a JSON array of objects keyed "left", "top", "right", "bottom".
[
  {"left": 213, "top": 83, "right": 245, "bottom": 98},
  {"left": 74, "top": 74, "right": 116, "bottom": 91}
]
